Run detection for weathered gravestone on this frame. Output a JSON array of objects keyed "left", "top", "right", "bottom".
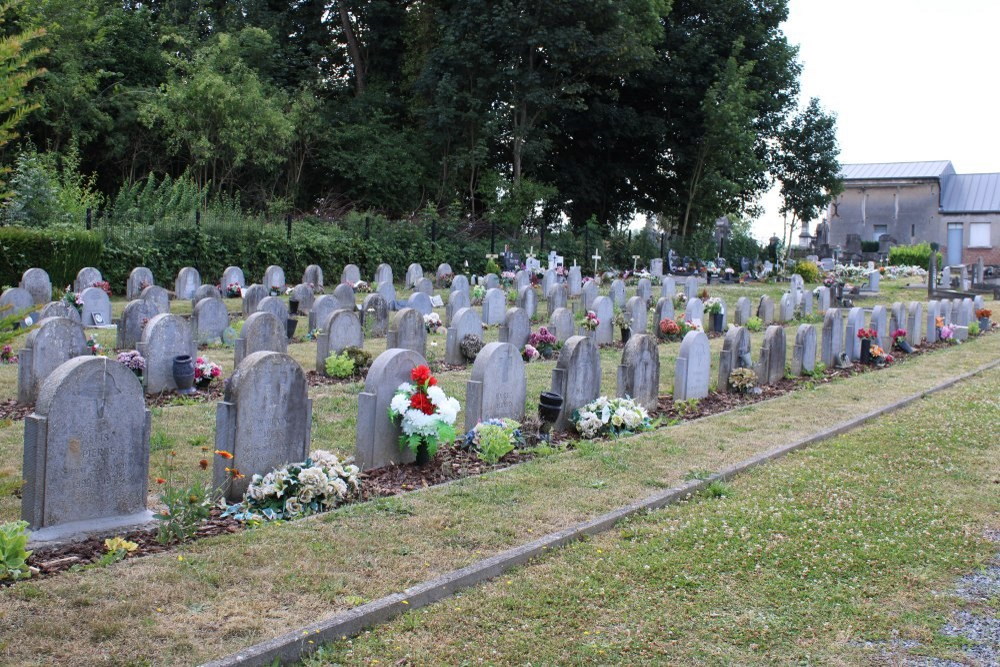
[
  {"left": 451, "top": 274, "right": 470, "bottom": 296},
  {"left": 241, "top": 284, "right": 267, "bottom": 317},
  {"left": 79, "top": 287, "right": 111, "bottom": 327},
  {"left": 333, "top": 283, "right": 356, "bottom": 311},
  {"left": 550, "top": 335, "right": 601, "bottom": 432},
  {"left": 821, "top": 308, "right": 843, "bottom": 367},
  {"left": 192, "top": 284, "right": 222, "bottom": 307},
  {"left": 446, "top": 289, "right": 471, "bottom": 326},
  {"left": 483, "top": 288, "right": 507, "bottom": 325},
  {"left": 1, "top": 287, "right": 36, "bottom": 323},
  {"left": 302, "top": 265, "right": 324, "bottom": 290},
  {"left": 356, "top": 348, "right": 425, "bottom": 469},
  {"left": 627, "top": 295, "right": 648, "bottom": 333},
  {"left": 684, "top": 297, "right": 703, "bottom": 326},
  {"left": 40, "top": 300, "right": 81, "bottom": 324},
  {"left": 406, "top": 263, "right": 423, "bottom": 288},
  {"left": 117, "top": 299, "right": 159, "bottom": 350},
  {"left": 192, "top": 297, "right": 230, "bottom": 344},
  {"left": 316, "top": 310, "right": 363, "bottom": 373},
  {"left": 637, "top": 278, "right": 652, "bottom": 305},
  {"left": 546, "top": 283, "right": 569, "bottom": 319},
  {"left": 375, "top": 263, "right": 393, "bottom": 286},
  {"left": 799, "top": 290, "right": 814, "bottom": 317},
  {"left": 889, "top": 302, "right": 905, "bottom": 334},
  {"left": 907, "top": 302, "right": 923, "bottom": 346},
  {"left": 214, "top": 352, "right": 311, "bottom": 501},
  {"left": 581, "top": 280, "right": 598, "bottom": 311},
  {"left": 684, "top": 276, "right": 699, "bottom": 300},
  {"left": 436, "top": 263, "right": 453, "bottom": 284},
  {"left": 485, "top": 273, "right": 500, "bottom": 290},
  {"left": 592, "top": 296, "right": 614, "bottom": 346},
  {"left": 516, "top": 286, "right": 537, "bottom": 320},
  {"left": 174, "top": 267, "right": 200, "bottom": 300},
  {"left": 126, "top": 267, "right": 154, "bottom": 301},
  {"left": 617, "top": 333, "right": 659, "bottom": 411},
  {"left": 415, "top": 277, "right": 434, "bottom": 295},
  {"left": 446, "top": 307, "right": 484, "bottom": 365},
  {"left": 816, "top": 287, "right": 831, "bottom": 313},
  {"left": 674, "top": 331, "right": 710, "bottom": 401},
  {"left": 734, "top": 296, "right": 751, "bottom": 326},
  {"left": 790, "top": 274, "right": 804, "bottom": 297},
  {"left": 309, "top": 295, "right": 338, "bottom": 331},
  {"left": 654, "top": 296, "right": 675, "bottom": 333},
  {"left": 257, "top": 295, "right": 289, "bottom": 325},
  {"left": 221, "top": 266, "right": 246, "bottom": 292},
  {"left": 609, "top": 279, "right": 626, "bottom": 308},
  {"left": 386, "top": 308, "right": 426, "bottom": 356},
  {"left": 925, "top": 300, "right": 940, "bottom": 344},
  {"left": 542, "top": 269, "right": 556, "bottom": 297},
  {"left": 234, "top": 311, "right": 287, "bottom": 366},
  {"left": 939, "top": 300, "right": 953, "bottom": 326},
  {"left": 289, "top": 284, "right": 315, "bottom": 313},
  {"left": 465, "top": 342, "right": 527, "bottom": 431},
  {"left": 844, "top": 307, "right": 865, "bottom": 361},
  {"left": 550, "top": 307, "right": 575, "bottom": 343},
  {"left": 408, "top": 291, "right": 434, "bottom": 316},
  {"left": 341, "top": 264, "right": 361, "bottom": 285},
  {"left": 137, "top": 314, "right": 196, "bottom": 393},
  {"left": 862, "top": 270, "right": 880, "bottom": 293},
  {"left": 568, "top": 266, "right": 582, "bottom": 297},
  {"left": 263, "top": 265, "right": 286, "bottom": 292},
  {"left": 755, "top": 325, "right": 787, "bottom": 385},
  {"left": 499, "top": 307, "right": 530, "bottom": 350},
  {"left": 778, "top": 293, "right": 794, "bottom": 323},
  {"left": 377, "top": 281, "right": 396, "bottom": 307},
  {"left": 757, "top": 295, "right": 774, "bottom": 324},
  {"left": 650, "top": 258, "right": 663, "bottom": 276},
  {"left": 22, "top": 356, "right": 151, "bottom": 540},
  {"left": 661, "top": 276, "right": 676, "bottom": 299},
  {"left": 870, "top": 305, "right": 889, "bottom": 349},
  {"left": 515, "top": 270, "right": 530, "bottom": 291},
  {"left": 17, "top": 317, "right": 87, "bottom": 405},
  {"left": 20, "top": 268, "right": 52, "bottom": 305},
  {"left": 362, "top": 293, "right": 389, "bottom": 336},
  {"left": 791, "top": 324, "right": 817, "bottom": 376},
  {"left": 74, "top": 267, "right": 102, "bottom": 293},
  {"left": 718, "top": 326, "right": 753, "bottom": 392}
]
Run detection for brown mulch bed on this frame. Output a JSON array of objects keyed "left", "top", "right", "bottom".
[
  {"left": 305, "top": 370, "right": 366, "bottom": 387},
  {"left": 0, "top": 399, "right": 33, "bottom": 423},
  {"left": 144, "top": 384, "right": 225, "bottom": 408}
]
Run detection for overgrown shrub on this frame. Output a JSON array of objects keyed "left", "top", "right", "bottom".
[
  {"left": 888, "top": 243, "right": 943, "bottom": 271},
  {"left": 792, "top": 260, "right": 820, "bottom": 284},
  {"left": 0, "top": 227, "right": 102, "bottom": 288}
]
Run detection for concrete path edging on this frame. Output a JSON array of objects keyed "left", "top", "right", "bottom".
[{"left": 202, "top": 357, "right": 1000, "bottom": 667}]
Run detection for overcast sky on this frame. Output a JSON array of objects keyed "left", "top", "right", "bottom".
[{"left": 751, "top": 0, "right": 1000, "bottom": 241}]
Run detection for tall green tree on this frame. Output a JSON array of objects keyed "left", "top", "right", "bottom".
[{"left": 0, "top": 0, "right": 46, "bottom": 193}]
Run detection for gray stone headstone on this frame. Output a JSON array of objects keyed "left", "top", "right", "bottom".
[
  {"left": 234, "top": 311, "right": 287, "bottom": 367},
  {"left": 22, "top": 356, "right": 151, "bottom": 539},
  {"left": 446, "top": 307, "right": 484, "bottom": 365},
  {"left": 20, "top": 268, "right": 52, "bottom": 305},
  {"left": 214, "top": 352, "right": 311, "bottom": 501},
  {"left": 757, "top": 295, "right": 774, "bottom": 324},
  {"left": 17, "top": 317, "right": 87, "bottom": 405},
  {"left": 333, "top": 283, "right": 356, "bottom": 312},
  {"left": 483, "top": 288, "right": 507, "bottom": 325},
  {"left": 136, "top": 313, "right": 195, "bottom": 393},
  {"left": 617, "top": 333, "right": 659, "bottom": 411},
  {"left": 816, "top": 287, "right": 831, "bottom": 313},
  {"left": 192, "top": 297, "right": 230, "bottom": 344},
  {"left": 541, "top": 269, "right": 556, "bottom": 297},
  {"left": 661, "top": 277, "right": 676, "bottom": 299},
  {"left": 290, "top": 284, "right": 315, "bottom": 313},
  {"left": 973, "top": 295, "right": 985, "bottom": 312},
  {"left": 755, "top": 325, "right": 786, "bottom": 385},
  {"left": 568, "top": 266, "right": 582, "bottom": 297},
  {"left": 375, "top": 263, "right": 393, "bottom": 286},
  {"left": 436, "top": 263, "right": 453, "bottom": 283},
  {"left": 925, "top": 300, "right": 940, "bottom": 344},
  {"left": 192, "top": 283, "right": 222, "bottom": 307},
  {"left": 592, "top": 296, "right": 613, "bottom": 346},
  {"left": 377, "top": 281, "right": 396, "bottom": 307},
  {"left": 718, "top": 326, "right": 752, "bottom": 392},
  {"left": 799, "top": 291, "right": 814, "bottom": 317},
  {"left": 684, "top": 297, "right": 703, "bottom": 326},
  {"left": 126, "top": 267, "right": 153, "bottom": 301},
  {"left": 116, "top": 299, "right": 160, "bottom": 350},
  {"left": 684, "top": 276, "right": 699, "bottom": 300},
  {"left": 674, "top": 331, "right": 710, "bottom": 401},
  {"left": 451, "top": 275, "right": 470, "bottom": 296},
  {"left": 546, "top": 283, "right": 568, "bottom": 318},
  {"left": 362, "top": 293, "right": 389, "bottom": 336},
  {"left": 550, "top": 335, "right": 601, "bottom": 432},
  {"left": 778, "top": 293, "right": 794, "bottom": 323},
  {"left": 263, "top": 265, "right": 286, "bottom": 292},
  {"left": 863, "top": 271, "right": 880, "bottom": 293},
  {"left": 956, "top": 298, "right": 974, "bottom": 327},
  {"left": 1, "top": 287, "right": 36, "bottom": 322},
  {"left": 241, "top": 284, "right": 267, "bottom": 317},
  {"left": 408, "top": 291, "right": 434, "bottom": 316},
  {"left": 515, "top": 270, "right": 530, "bottom": 291},
  {"left": 890, "top": 302, "right": 906, "bottom": 334},
  {"left": 516, "top": 286, "right": 537, "bottom": 320},
  {"left": 386, "top": 308, "right": 426, "bottom": 357},
  {"left": 650, "top": 258, "right": 663, "bottom": 276},
  {"left": 309, "top": 295, "right": 338, "bottom": 332},
  {"left": 341, "top": 264, "right": 362, "bottom": 285},
  {"left": 74, "top": 267, "right": 102, "bottom": 293},
  {"left": 821, "top": 309, "right": 843, "bottom": 367},
  {"left": 356, "top": 349, "right": 427, "bottom": 469},
  {"left": 316, "top": 310, "right": 363, "bottom": 373},
  {"left": 627, "top": 295, "right": 648, "bottom": 333},
  {"left": 405, "top": 263, "right": 423, "bottom": 288},
  {"left": 499, "top": 307, "right": 530, "bottom": 350},
  {"left": 734, "top": 296, "right": 751, "bottom": 326},
  {"left": 302, "top": 265, "right": 324, "bottom": 290},
  {"left": 257, "top": 295, "right": 289, "bottom": 325},
  {"left": 79, "top": 287, "right": 111, "bottom": 327},
  {"left": 871, "top": 305, "right": 889, "bottom": 349},
  {"left": 609, "top": 280, "right": 626, "bottom": 309},
  {"left": 40, "top": 300, "right": 81, "bottom": 324},
  {"left": 174, "top": 267, "right": 200, "bottom": 300},
  {"left": 465, "top": 342, "right": 526, "bottom": 431},
  {"left": 581, "top": 281, "right": 598, "bottom": 311},
  {"left": 790, "top": 274, "right": 804, "bottom": 296},
  {"left": 906, "top": 302, "right": 923, "bottom": 346},
  {"left": 844, "top": 307, "right": 864, "bottom": 361},
  {"left": 550, "top": 307, "right": 575, "bottom": 343},
  {"left": 446, "top": 289, "right": 471, "bottom": 326},
  {"left": 654, "top": 297, "right": 675, "bottom": 338},
  {"left": 636, "top": 278, "right": 652, "bottom": 306},
  {"left": 415, "top": 277, "right": 434, "bottom": 296},
  {"left": 140, "top": 284, "right": 170, "bottom": 315},
  {"left": 484, "top": 273, "right": 500, "bottom": 290},
  {"left": 791, "top": 324, "right": 817, "bottom": 376},
  {"left": 222, "top": 266, "right": 246, "bottom": 292}
]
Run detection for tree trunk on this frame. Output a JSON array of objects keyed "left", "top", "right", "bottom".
[{"left": 338, "top": 3, "right": 366, "bottom": 96}]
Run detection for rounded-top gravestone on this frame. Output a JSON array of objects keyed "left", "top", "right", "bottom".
[
  {"left": 333, "top": 283, "right": 356, "bottom": 311},
  {"left": 126, "top": 267, "right": 154, "bottom": 301},
  {"left": 290, "top": 283, "right": 315, "bottom": 313},
  {"left": 302, "top": 264, "right": 323, "bottom": 289},
  {"left": 674, "top": 330, "right": 710, "bottom": 401},
  {"left": 408, "top": 291, "right": 434, "bottom": 316},
  {"left": 465, "top": 342, "right": 526, "bottom": 430},
  {"left": 17, "top": 316, "right": 87, "bottom": 405},
  {"left": 316, "top": 310, "right": 363, "bottom": 374},
  {"left": 79, "top": 287, "right": 111, "bottom": 327},
  {"left": 174, "top": 267, "right": 201, "bottom": 300},
  {"left": 20, "top": 268, "right": 52, "bottom": 305},
  {"left": 0, "top": 287, "right": 36, "bottom": 323},
  {"left": 257, "top": 295, "right": 289, "bottom": 325},
  {"left": 192, "top": 283, "right": 222, "bottom": 307},
  {"left": 386, "top": 308, "right": 426, "bottom": 357},
  {"left": 74, "top": 267, "right": 102, "bottom": 293},
  {"left": 140, "top": 285, "right": 170, "bottom": 315},
  {"left": 117, "top": 298, "right": 160, "bottom": 350},
  {"left": 355, "top": 348, "right": 427, "bottom": 469},
  {"left": 551, "top": 335, "right": 601, "bottom": 432},
  {"left": 308, "top": 294, "right": 338, "bottom": 331},
  {"left": 341, "top": 264, "right": 361, "bottom": 285},
  {"left": 241, "top": 284, "right": 267, "bottom": 317},
  {"left": 617, "top": 333, "right": 660, "bottom": 411},
  {"left": 263, "top": 265, "right": 286, "bottom": 292},
  {"left": 499, "top": 307, "right": 530, "bottom": 350},
  {"left": 234, "top": 311, "right": 287, "bottom": 366},
  {"left": 221, "top": 266, "right": 246, "bottom": 293},
  {"left": 40, "top": 300, "right": 81, "bottom": 324},
  {"left": 192, "top": 297, "right": 230, "bottom": 344},
  {"left": 137, "top": 313, "right": 196, "bottom": 393},
  {"left": 362, "top": 293, "right": 389, "bottom": 336},
  {"left": 445, "top": 307, "right": 484, "bottom": 365}
]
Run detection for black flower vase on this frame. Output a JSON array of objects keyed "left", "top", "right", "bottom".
[
  {"left": 172, "top": 355, "right": 196, "bottom": 394},
  {"left": 621, "top": 327, "right": 631, "bottom": 344},
  {"left": 897, "top": 339, "right": 914, "bottom": 354},
  {"left": 860, "top": 338, "right": 872, "bottom": 364},
  {"left": 980, "top": 317, "right": 991, "bottom": 332},
  {"left": 289, "top": 298, "right": 300, "bottom": 316},
  {"left": 711, "top": 313, "right": 724, "bottom": 333},
  {"left": 286, "top": 317, "right": 298, "bottom": 340},
  {"left": 415, "top": 441, "right": 431, "bottom": 465}
]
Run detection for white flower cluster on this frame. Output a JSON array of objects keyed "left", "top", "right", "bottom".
[
  {"left": 389, "top": 382, "right": 460, "bottom": 438},
  {"left": 241, "top": 450, "right": 360, "bottom": 519},
  {"left": 423, "top": 312, "right": 446, "bottom": 333},
  {"left": 572, "top": 396, "right": 652, "bottom": 439}
]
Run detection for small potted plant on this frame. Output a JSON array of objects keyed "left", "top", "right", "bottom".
[
  {"left": 856, "top": 328, "right": 878, "bottom": 363},
  {"left": 658, "top": 317, "right": 681, "bottom": 341},
  {"left": 704, "top": 297, "right": 724, "bottom": 333},
  {"left": 578, "top": 310, "right": 599, "bottom": 339},
  {"left": 194, "top": 357, "right": 222, "bottom": 390},
  {"left": 891, "top": 328, "right": 912, "bottom": 354},
  {"left": 976, "top": 308, "right": 992, "bottom": 331},
  {"left": 612, "top": 309, "right": 631, "bottom": 344},
  {"left": 527, "top": 327, "right": 557, "bottom": 358},
  {"left": 117, "top": 350, "right": 145, "bottom": 379}
]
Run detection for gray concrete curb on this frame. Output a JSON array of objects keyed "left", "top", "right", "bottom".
[{"left": 201, "top": 357, "right": 1000, "bottom": 667}]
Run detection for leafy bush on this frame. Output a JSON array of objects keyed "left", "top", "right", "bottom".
[
  {"left": 343, "top": 346, "right": 372, "bottom": 371},
  {"left": 745, "top": 316, "right": 764, "bottom": 332},
  {"left": 0, "top": 520, "right": 32, "bottom": 581},
  {"left": 0, "top": 227, "right": 102, "bottom": 289},
  {"left": 792, "top": 260, "right": 820, "bottom": 284},
  {"left": 969, "top": 321, "right": 980, "bottom": 336},
  {"left": 888, "top": 243, "right": 943, "bottom": 271},
  {"left": 325, "top": 351, "right": 356, "bottom": 378},
  {"left": 464, "top": 418, "right": 523, "bottom": 464}
]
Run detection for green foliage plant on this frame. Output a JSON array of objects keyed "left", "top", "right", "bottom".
[
  {"left": 325, "top": 351, "right": 356, "bottom": 378},
  {"left": 745, "top": 316, "right": 764, "bottom": 332},
  {"left": 888, "top": 243, "right": 943, "bottom": 271},
  {"left": 0, "top": 520, "right": 32, "bottom": 581},
  {"left": 792, "top": 260, "right": 820, "bottom": 284}
]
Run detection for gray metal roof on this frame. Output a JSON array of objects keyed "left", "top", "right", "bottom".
[
  {"left": 840, "top": 161, "right": 955, "bottom": 181},
  {"left": 940, "top": 173, "right": 1000, "bottom": 213}
]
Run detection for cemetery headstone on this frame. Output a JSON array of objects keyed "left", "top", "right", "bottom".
[
  {"left": 79, "top": 287, "right": 111, "bottom": 327},
  {"left": 650, "top": 258, "right": 663, "bottom": 276},
  {"left": 465, "top": 343, "right": 527, "bottom": 431},
  {"left": 684, "top": 297, "right": 703, "bottom": 326},
  {"left": 756, "top": 325, "right": 787, "bottom": 385},
  {"left": 617, "top": 333, "right": 660, "bottom": 411},
  {"left": 485, "top": 273, "right": 500, "bottom": 290},
  {"left": 240, "top": 284, "right": 266, "bottom": 317},
  {"left": 406, "top": 263, "right": 423, "bottom": 288},
  {"left": 116, "top": 298, "right": 159, "bottom": 350},
  {"left": 436, "top": 263, "right": 453, "bottom": 283},
  {"left": 126, "top": 267, "right": 153, "bottom": 301},
  {"left": 592, "top": 296, "right": 614, "bottom": 345},
  {"left": 377, "top": 281, "right": 396, "bottom": 307},
  {"left": 821, "top": 308, "right": 843, "bottom": 367},
  {"left": 718, "top": 326, "right": 752, "bottom": 391},
  {"left": 483, "top": 287, "right": 507, "bottom": 325},
  {"left": 674, "top": 331, "right": 710, "bottom": 401},
  {"left": 316, "top": 310, "right": 363, "bottom": 373},
  {"left": 17, "top": 317, "right": 87, "bottom": 405},
  {"left": 581, "top": 281, "right": 598, "bottom": 311},
  {"left": 408, "top": 291, "right": 434, "bottom": 316},
  {"left": 550, "top": 307, "right": 576, "bottom": 343},
  {"left": 778, "top": 293, "right": 794, "bottom": 323},
  {"left": 906, "top": 302, "right": 923, "bottom": 346},
  {"left": 791, "top": 324, "right": 817, "bottom": 376},
  {"left": 137, "top": 313, "right": 195, "bottom": 393},
  {"left": 925, "top": 300, "right": 940, "bottom": 344},
  {"left": 732, "top": 297, "right": 750, "bottom": 326},
  {"left": 375, "top": 263, "right": 393, "bottom": 285},
  {"left": 234, "top": 311, "right": 287, "bottom": 366},
  {"left": 386, "top": 308, "right": 426, "bottom": 357},
  {"left": 309, "top": 295, "right": 338, "bottom": 331},
  {"left": 174, "top": 267, "right": 200, "bottom": 300},
  {"left": 550, "top": 335, "right": 601, "bottom": 432},
  {"left": 416, "top": 277, "right": 434, "bottom": 295},
  {"left": 757, "top": 295, "right": 774, "bottom": 324},
  {"left": 684, "top": 276, "right": 698, "bottom": 300},
  {"left": 627, "top": 295, "right": 648, "bottom": 333},
  {"left": 446, "top": 289, "right": 471, "bottom": 326},
  {"left": 20, "top": 268, "right": 52, "bottom": 305},
  {"left": 74, "top": 267, "right": 102, "bottom": 293},
  {"left": 517, "top": 285, "right": 537, "bottom": 319},
  {"left": 192, "top": 283, "right": 222, "bottom": 307},
  {"left": 445, "top": 307, "right": 484, "bottom": 365},
  {"left": 499, "top": 307, "right": 530, "bottom": 350},
  {"left": 637, "top": 278, "right": 652, "bottom": 305},
  {"left": 331, "top": 283, "right": 356, "bottom": 312},
  {"left": 40, "top": 300, "right": 81, "bottom": 324},
  {"left": 341, "top": 264, "right": 362, "bottom": 285},
  {"left": 1, "top": 287, "right": 36, "bottom": 323},
  {"left": 290, "top": 283, "right": 315, "bottom": 313},
  {"left": 356, "top": 349, "right": 426, "bottom": 469},
  {"left": 221, "top": 266, "right": 246, "bottom": 293},
  {"left": 451, "top": 274, "right": 470, "bottom": 296},
  {"left": 817, "top": 287, "right": 831, "bottom": 313},
  {"left": 870, "top": 305, "right": 889, "bottom": 349},
  {"left": 302, "top": 265, "right": 323, "bottom": 290},
  {"left": 361, "top": 293, "right": 389, "bottom": 336},
  {"left": 192, "top": 297, "right": 230, "bottom": 344},
  {"left": 542, "top": 269, "right": 556, "bottom": 297},
  {"left": 844, "top": 307, "right": 865, "bottom": 361},
  {"left": 257, "top": 295, "right": 289, "bottom": 325},
  {"left": 661, "top": 277, "right": 676, "bottom": 299},
  {"left": 546, "top": 283, "right": 568, "bottom": 318},
  {"left": 263, "top": 265, "right": 286, "bottom": 292}
]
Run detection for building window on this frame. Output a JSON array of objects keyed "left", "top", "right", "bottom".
[
  {"left": 969, "top": 222, "right": 991, "bottom": 248},
  {"left": 873, "top": 224, "right": 888, "bottom": 241}
]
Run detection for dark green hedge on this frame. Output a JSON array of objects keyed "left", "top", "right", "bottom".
[
  {"left": 0, "top": 227, "right": 103, "bottom": 289},
  {"left": 888, "top": 243, "right": 943, "bottom": 271}
]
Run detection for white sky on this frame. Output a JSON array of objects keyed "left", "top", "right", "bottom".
[{"left": 751, "top": 0, "right": 1000, "bottom": 241}]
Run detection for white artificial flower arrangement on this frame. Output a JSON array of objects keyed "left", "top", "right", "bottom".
[
  {"left": 571, "top": 396, "right": 654, "bottom": 439},
  {"left": 388, "top": 365, "right": 460, "bottom": 458}
]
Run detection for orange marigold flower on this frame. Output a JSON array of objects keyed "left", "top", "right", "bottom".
[
  {"left": 226, "top": 467, "right": 245, "bottom": 480},
  {"left": 215, "top": 450, "right": 234, "bottom": 459},
  {"left": 199, "top": 459, "right": 209, "bottom": 470},
  {"left": 155, "top": 477, "right": 166, "bottom": 484}
]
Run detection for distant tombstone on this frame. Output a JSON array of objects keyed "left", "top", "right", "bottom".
[
  {"left": 609, "top": 280, "right": 626, "bottom": 308},
  {"left": 406, "top": 263, "right": 423, "bottom": 288},
  {"left": 446, "top": 289, "right": 471, "bottom": 326},
  {"left": 581, "top": 281, "right": 598, "bottom": 311},
  {"left": 515, "top": 270, "right": 530, "bottom": 291},
  {"left": 684, "top": 276, "right": 698, "bottom": 300},
  {"left": 870, "top": 305, "right": 889, "bottom": 349},
  {"left": 341, "top": 264, "right": 362, "bottom": 285},
  {"left": 568, "top": 266, "right": 582, "bottom": 297},
  {"left": 819, "top": 258, "right": 835, "bottom": 271},
  {"left": 192, "top": 283, "right": 222, "bottom": 307},
  {"left": 330, "top": 283, "right": 355, "bottom": 312},
  {"left": 889, "top": 301, "right": 906, "bottom": 333},
  {"left": 816, "top": 287, "right": 831, "bottom": 313},
  {"left": 40, "top": 300, "right": 81, "bottom": 324},
  {"left": 592, "top": 296, "right": 614, "bottom": 345},
  {"left": 684, "top": 297, "right": 703, "bottom": 325},
  {"left": 617, "top": 334, "right": 660, "bottom": 411},
  {"left": 627, "top": 295, "right": 648, "bottom": 333},
  {"left": 79, "top": 287, "right": 111, "bottom": 327},
  {"left": 776, "top": 293, "right": 792, "bottom": 323},
  {"left": 485, "top": 273, "right": 500, "bottom": 290},
  {"left": 316, "top": 310, "right": 363, "bottom": 373},
  {"left": 263, "top": 265, "right": 286, "bottom": 292},
  {"left": 377, "top": 281, "right": 396, "bottom": 306},
  {"left": 290, "top": 283, "right": 315, "bottom": 313},
  {"left": 19, "top": 268, "right": 52, "bottom": 306},
  {"left": 234, "top": 311, "right": 287, "bottom": 366},
  {"left": 192, "top": 297, "right": 230, "bottom": 344},
  {"left": 356, "top": 349, "right": 426, "bottom": 469},
  {"left": 661, "top": 277, "right": 676, "bottom": 298},
  {"left": 386, "top": 308, "right": 426, "bottom": 356},
  {"left": 542, "top": 269, "right": 556, "bottom": 296},
  {"left": 375, "top": 263, "right": 393, "bottom": 285},
  {"left": 654, "top": 297, "right": 674, "bottom": 337},
  {"left": 241, "top": 284, "right": 267, "bottom": 317},
  {"left": 174, "top": 267, "right": 200, "bottom": 300},
  {"left": 408, "top": 291, "right": 433, "bottom": 316},
  {"left": 516, "top": 286, "right": 537, "bottom": 319},
  {"left": 941, "top": 266, "right": 952, "bottom": 288},
  {"left": 939, "top": 299, "right": 953, "bottom": 325},
  {"left": 309, "top": 295, "right": 338, "bottom": 331},
  {"left": 436, "top": 263, "right": 453, "bottom": 283},
  {"left": 791, "top": 325, "right": 817, "bottom": 376},
  {"left": 416, "top": 277, "right": 434, "bottom": 295},
  {"left": 956, "top": 298, "right": 974, "bottom": 327},
  {"left": 906, "top": 302, "right": 923, "bottom": 346},
  {"left": 302, "top": 265, "right": 324, "bottom": 290},
  {"left": 451, "top": 275, "right": 470, "bottom": 296},
  {"left": 650, "top": 258, "right": 663, "bottom": 276},
  {"left": 755, "top": 325, "right": 786, "bottom": 385},
  {"left": 1, "top": 287, "right": 36, "bottom": 323},
  {"left": 74, "top": 267, "right": 102, "bottom": 293},
  {"left": 257, "top": 295, "right": 289, "bottom": 325},
  {"left": 973, "top": 295, "right": 985, "bottom": 312},
  {"left": 221, "top": 266, "right": 246, "bottom": 293},
  {"left": 789, "top": 274, "right": 804, "bottom": 295},
  {"left": 550, "top": 335, "right": 601, "bottom": 432},
  {"left": 21, "top": 356, "right": 151, "bottom": 538},
  {"left": 674, "top": 331, "right": 710, "bottom": 401},
  {"left": 550, "top": 307, "right": 576, "bottom": 343},
  {"left": 718, "top": 326, "right": 752, "bottom": 392},
  {"left": 137, "top": 313, "right": 195, "bottom": 393},
  {"left": 821, "top": 308, "right": 843, "bottom": 367},
  {"left": 483, "top": 288, "right": 507, "bottom": 325},
  {"left": 637, "top": 278, "right": 652, "bottom": 305},
  {"left": 17, "top": 317, "right": 87, "bottom": 405},
  {"left": 925, "top": 300, "right": 940, "bottom": 344},
  {"left": 116, "top": 299, "right": 159, "bottom": 350},
  {"left": 734, "top": 296, "right": 751, "bottom": 326},
  {"left": 863, "top": 271, "right": 880, "bottom": 293},
  {"left": 445, "top": 307, "right": 484, "bottom": 365},
  {"left": 757, "top": 295, "right": 774, "bottom": 324},
  {"left": 126, "top": 267, "right": 153, "bottom": 301},
  {"left": 798, "top": 290, "right": 813, "bottom": 317},
  {"left": 214, "top": 351, "right": 311, "bottom": 501},
  {"left": 465, "top": 342, "right": 527, "bottom": 431},
  {"left": 499, "top": 307, "right": 530, "bottom": 350},
  {"left": 361, "top": 293, "right": 389, "bottom": 336},
  {"left": 546, "top": 283, "right": 568, "bottom": 318},
  {"left": 844, "top": 307, "right": 864, "bottom": 361}
]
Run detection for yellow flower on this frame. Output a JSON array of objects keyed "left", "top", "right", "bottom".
[{"left": 104, "top": 537, "right": 138, "bottom": 553}]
